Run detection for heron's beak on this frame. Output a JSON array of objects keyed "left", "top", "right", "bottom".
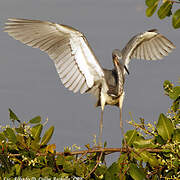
[
  {"left": 113, "top": 55, "right": 129, "bottom": 74},
  {"left": 115, "top": 55, "right": 129, "bottom": 74},
  {"left": 124, "top": 65, "right": 129, "bottom": 75}
]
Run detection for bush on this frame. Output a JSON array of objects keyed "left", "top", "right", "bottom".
[
  {"left": 145, "top": 0, "right": 180, "bottom": 29},
  {"left": 0, "top": 80, "right": 179, "bottom": 179}
]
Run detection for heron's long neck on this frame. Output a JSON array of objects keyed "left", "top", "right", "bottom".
[{"left": 114, "top": 64, "right": 124, "bottom": 96}]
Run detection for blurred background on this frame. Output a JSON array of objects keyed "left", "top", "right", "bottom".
[{"left": 0, "top": 0, "right": 179, "bottom": 160}]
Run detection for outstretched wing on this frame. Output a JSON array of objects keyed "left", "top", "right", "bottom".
[
  {"left": 4, "top": 18, "right": 105, "bottom": 94},
  {"left": 121, "top": 29, "right": 176, "bottom": 67}
]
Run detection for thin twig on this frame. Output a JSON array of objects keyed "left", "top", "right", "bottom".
[
  {"left": 119, "top": 153, "right": 129, "bottom": 179},
  {"left": 85, "top": 151, "right": 103, "bottom": 179},
  {"left": 169, "top": 0, "right": 180, "bottom": 3},
  {"left": 77, "top": 151, "right": 88, "bottom": 163}
]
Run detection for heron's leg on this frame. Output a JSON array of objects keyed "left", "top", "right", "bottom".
[
  {"left": 119, "top": 92, "right": 126, "bottom": 146},
  {"left": 98, "top": 93, "right": 106, "bottom": 147},
  {"left": 98, "top": 109, "right": 104, "bottom": 147}
]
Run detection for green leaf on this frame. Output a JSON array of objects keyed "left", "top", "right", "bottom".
[
  {"left": 31, "top": 124, "right": 43, "bottom": 140},
  {"left": 130, "top": 151, "right": 142, "bottom": 162},
  {"left": 129, "top": 163, "right": 146, "bottom": 180},
  {"left": 65, "top": 155, "right": 74, "bottom": 161},
  {"left": 15, "top": 127, "right": 24, "bottom": 134},
  {"left": 15, "top": 164, "right": 21, "bottom": 176},
  {"left": 4, "top": 128, "right": 17, "bottom": 143},
  {"left": 125, "top": 130, "right": 139, "bottom": 146},
  {"left": 152, "top": 174, "right": 159, "bottom": 180},
  {"left": 4, "top": 168, "right": 14, "bottom": 178},
  {"left": 167, "top": 9, "right": 172, "bottom": 17},
  {"left": 133, "top": 138, "right": 157, "bottom": 148},
  {"left": 75, "top": 162, "right": 85, "bottom": 178},
  {"left": 146, "top": 2, "right": 158, "bottom": 17},
  {"left": 171, "top": 99, "right": 179, "bottom": 112},
  {"left": 139, "top": 151, "right": 159, "bottom": 167},
  {"left": 40, "top": 126, "right": 54, "bottom": 146},
  {"left": 30, "top": 140, "right": 41, "bottom": 150},
  {"left": 95, "top": 164, "right": 107, "bottom": 178},
  {"left": 145, "top": 0, "right": 158, "bottom": 7},
  {"left": 104, "top": 141, "right": 107, "bottom": 147},
  {"left": 173, "top": 9, "right": 180, "bottom": 29},
  {"left": 9, "top": 108, "right": 20, "bottom": 123},
  {"left": 163, "top": 80, "right": 173, "bottom": 93},
  {"left": 169, "top": 86, "right": 180, "bottom": 100},
  {"left": 165, "top": 170, "right": 175, "bottom": 178},
  {"left": 118, "top": 153, "right": 128, "bottom": 164},
  {"left": 157, "top": 1, "right": 172, "bottom": 19},
  {"left": 56, "top": 155, "right": 65, "bottom": 165},
  {"left": 173, "top": 129, "right": 180, "bottom": 142},
  {"left": 41, "top": 167, "right": 53, "bottom": 176},
  {"left": 0, "top": 154, "right": 11, "bottom": 173},
  {"left": 0, "top": 132, "right": 6, "bottom": 141},
  {"left": 105, "top": 171, "right": 113, "bottom": 180},
  {"left": 105, "top": 162, "right": 120, "bottom": 180},
  {"left": 63, "top": 161, "right": 73, "bottom": 173},
  {"left": 22, "top": 168, "right": 41, "bottom": 177},
  {"left": 155, "top": 135, "right": 165, "bottom": 145},
  {"left": 157, "top": 113, "right": 174, "bottom": 141},
  {"left": 29, "top": 116, "right": 41, "bottom": 124},
  {"left": 60, "top": 172, "right": 70, "bottom": 178}
]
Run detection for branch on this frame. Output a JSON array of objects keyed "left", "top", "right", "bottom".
[{"left": 6, "top": 147, "right": 163, "bottom": 157}]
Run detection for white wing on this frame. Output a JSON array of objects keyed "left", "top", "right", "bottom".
[
  {"left": 121, "top": 29, "right": 176, "bottom": 67},
  {"left": 4, "top": 18, "right": 105, "bottom": 94}
]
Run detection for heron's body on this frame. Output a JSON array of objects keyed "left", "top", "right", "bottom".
[
  {"left": 4, "top": 18, "right": 175, "bottom": 145},
  {"left": 94, "top": 68, "right": 124, "bottom": 106}
]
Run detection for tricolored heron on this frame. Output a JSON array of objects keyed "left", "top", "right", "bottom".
[{"left": 4, "top": 19, "right": 175, "bottom": 145}]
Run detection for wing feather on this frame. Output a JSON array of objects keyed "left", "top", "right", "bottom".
[
  {"left": 4, "top": 18, "right": 105, "bottom": 94},
  {"left": 154, "top": 38, "right": 169, "bottom": 56},
  {"left": 74, "top": 76, "right": 85, "bottom": 93},
  {"left": 136, "top": 45, "right": 141, "bottom": 59},
  {"left": 146, "top": 42, "right": 155, "bottom": 60},
  {"left": 61, "top": 69, "right": 77, "bottom": 85},
  {"left": 68, "top": 72, "right": 81, "bottom": 91},
  {"left": 151, "top": 39, "right": 164, "bottom": 59},
  {"left": 64, "top": 69, "right": 80, "bottom": 88},
  {"left": 121, "top": 29, "right": 175, "bottom": 67},
  {"left": 140, "top": 42, "right": 145, "bottom": 59},
  {"left": 60, "top": 62, "right": 76, "bottom": 79},
  {"left": 148, "top": 41, "right": 157, "bottom": 60},
  {"left": 80, "top": 82, "right": 89, "bottom": 94},
  {"left": 70, "top": 74, "right": 83, "bottom": 92}
]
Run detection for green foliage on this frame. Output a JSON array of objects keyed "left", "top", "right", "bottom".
[
  {"left": 0, "top": 80, "right": 179, "bottom": 179},
  {"left": 156, "top": 113, "right": 174, "bottom": 140},
  {"left": 40, "top": 126, "right": 54, "bottom": 146},
  {"left": 157, "top": 1, "right": 172, "bottom": 19},
  {"left": 172, "top": 9, "right": 180, "bottom": 28},
  {"left": 146, "top": 0, "right": 159, "bottom": 17},
  {"left": 9, "top": 108, "right": 20, "bottom": 123},
  {"left": 145, "top": 0, "right": 180, "bottom": 29}
]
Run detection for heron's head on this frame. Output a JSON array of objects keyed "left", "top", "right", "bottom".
[
  {"left": 112, "top": 49, "right": 122, "bottom": 60},
  {"left": 112, "top": 49, "right": 129, "bottom": 75}
]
